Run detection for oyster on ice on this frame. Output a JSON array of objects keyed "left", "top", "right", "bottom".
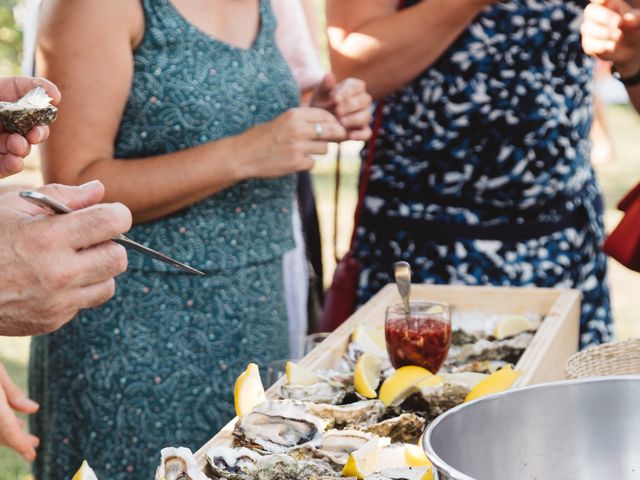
[
  {"left": 290, "top": 429, "right": 373, "bottom": 469},
  {"left": 205, "top": 447, "right": 261, "bottom": 480},
  {"left": 251, "top": 453, "right": 339, "bottom": 480},
  {"left": 362, "top": 413, "right": 426, "bottom": 443},
  {"left": 155, "top": 447, "right": 211, "bottom": 480},
  {"left": 280, "top": 381, "right": 348, "bottom": 405},
  {"left": 0, "top": 86, "right": 57, "bottom": 136},
  {"left": 445, "top": 332, "right": 533, "bottom": 367},
  {"left": 307, "top": 400, "right": 385, "bottom": 429},
  {"left": 233, "top": 400, "right": 326, "bottom": 453}
]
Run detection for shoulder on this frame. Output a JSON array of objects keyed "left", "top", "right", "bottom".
[{"left": 39, "top": 0, "right": 145, "bottom": 49}]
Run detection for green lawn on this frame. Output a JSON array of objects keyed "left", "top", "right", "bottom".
[{"left": 0, "top": 105, "right": 639, "bottom": 478}]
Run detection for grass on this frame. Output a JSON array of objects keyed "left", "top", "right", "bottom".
[{"left": 0, "top": 105, "right": 639, "bottom": 478}]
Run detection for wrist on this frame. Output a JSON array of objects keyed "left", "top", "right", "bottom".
[
  {"left": 226, "top": 129, "right": 261, "bottom": 181},
  {"left": 612, "top": 58, "right": 640, "bottom": 82}
]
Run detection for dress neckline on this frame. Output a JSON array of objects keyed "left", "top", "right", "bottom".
[{"left": 164, "top": 0, "right": 266, "bottom": 53}]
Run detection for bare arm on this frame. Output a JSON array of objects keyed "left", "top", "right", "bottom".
[
  {"left": 327, "top": 0, "right": 496, "bottom": 99},
  {"left": 583, "top": 0, "right": 640, "bottom": 112},
  {"left": 38, "top": 0, "right": 346, "bottom": 224}
]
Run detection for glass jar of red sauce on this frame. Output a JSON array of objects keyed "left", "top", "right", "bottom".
[{"left": 385, "top": 301, "right": 452, "bottom": 373}]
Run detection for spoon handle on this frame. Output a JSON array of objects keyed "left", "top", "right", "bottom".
[{"left": 394, "top": 261, "right": 412, "bottom": 314}]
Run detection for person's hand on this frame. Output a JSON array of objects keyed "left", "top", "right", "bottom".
[
  {"left": 582, "top": 0, "right": 640, "bottom": 78},
  {"left": 0, "top": 77, "right": 61, "bottom": 179},
  {"left": 0, "top": 181, "right": 132, "bottom": 336},
  {"left": 0, "top": 363, "right": 39, "bottom": 461},
  {"left": 237, "top": 107, "right": 347, "bottom": 178},
  {"left": 310, "top": 74, "right": 373, "bottom": 141}
]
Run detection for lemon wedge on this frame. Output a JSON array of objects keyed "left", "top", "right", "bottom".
[
  {"left": 493, "top": 315, "right": 536, "bottom": 340},
  {"left": 342, "top": 437, "right": 390, "bottom": 479},
  {"left": 234, "top": 363, "right": 266, "bottom": 417},
  {"left": 72, "top": 461, "right": 99, "bottom": 480},
  {"left": 285, "top": 361, "right": 326, "bottom": 386},
  {"left": 464, "top": 365, "right": 522, "bottom": 403},
  {"left": 354, "top": 353, "right": 383, "bottom": 399},
  {"left": 404, "top": 444, "right": 432, "bottom": 468},
  {"left": 352, "top": 325, "right": 387, "bottom": 357},
  {"left": 379, "top": 366, "right": 434, "bottom": 406}
]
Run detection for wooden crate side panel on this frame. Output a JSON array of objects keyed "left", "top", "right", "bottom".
[
  {"left": 514, "top": 290, "right": 581, "bottom": 387},
  {"left": 195, "top": 284, "right": 579, "bottom": 468}
]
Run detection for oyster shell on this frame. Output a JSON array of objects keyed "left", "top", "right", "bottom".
[
  {"left": 307, "top": 400, "right": 385, "bottom": 429},
  {"left": 251, "top": 453, "right": 339, "bottom": 480},
  {"left": 205, "top": 447, "right": 261, "bottom": 480},
  {"left": 233, "top": 400, "right": 326, "bottom": 453},
  {"left": 397, "top": 382, "right": 470, "bottom": 422},
  {"left": 445, "top": 332, "right": 533, "bottom": 367},
  {"left": 362, "top": 413, "right": 425, "bottom": 443},
  {"left": 290, "top": 429, "right": 373, "bottom": 469},
  {"left": 0, "top": 87, "right": 57, "bottom": 136},
  {"left": 366, "top": 467, "right": 431, "bottom": 480},
  {"left": 155, "top": 447, "right": 211, "bottom": 480},
  {"left": 280, "top": 381, "right": 348, "bottom": 405}
]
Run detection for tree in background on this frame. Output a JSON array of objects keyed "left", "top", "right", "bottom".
[{"left": 0, "top": 0, "right": 22, "bottom": 75}]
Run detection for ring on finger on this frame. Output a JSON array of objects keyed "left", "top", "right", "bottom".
[{"left": 314, "top": 122, "right": 324, "bottom": 139}]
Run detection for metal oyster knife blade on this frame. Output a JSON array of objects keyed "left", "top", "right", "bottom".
[{"left": 19, "top": 190, "right": 205, "bottom": 276}]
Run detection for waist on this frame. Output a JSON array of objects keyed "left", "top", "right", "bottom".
[
  {"left": 126, "top": 177, "right": 296, "bottom": 273},
  {"left": 359, "top": 183, "right": 601, "bottom": 242}
]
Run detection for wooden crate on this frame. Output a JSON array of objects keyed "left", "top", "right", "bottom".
[{"left": 194, "top": 284, "right": 581, "bottom": 469}]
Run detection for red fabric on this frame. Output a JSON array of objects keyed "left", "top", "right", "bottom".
[{"left": 603, "top": 182, "right": 640, "bottom": 272}]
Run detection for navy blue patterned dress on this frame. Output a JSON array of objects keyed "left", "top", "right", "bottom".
[
  {"left": 354, "top": 0, "right": 612, "bottom": 348},
  {"left": 30, "top": 1, "right": 299, "bottom": 478}
]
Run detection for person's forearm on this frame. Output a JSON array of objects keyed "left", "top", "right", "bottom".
[
  {"left": 328, "top": 0, "right": 490, "bottom": 99},
  {"left": 627, "top": 84, "right": 640, "bottom": 113},
  {"left": 43, "top": 134, "right": 247, "bottom": 224}
]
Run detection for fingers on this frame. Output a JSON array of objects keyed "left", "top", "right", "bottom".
[
  {"left": 0, "top": 364, "right": 39, "bottom": 415},
  {"left": 77, "top": 278, "right": 118, "bottom": 310},
  {"left": 0, "top": 375, "right": 38, "bottom": 461},
  {"left": 24, "top": 126, "right": 50, "bottom": 146},
  {"left": 290, "top": 108, "right": 347, "bottom": 141},
  {"left": 339, "top": 106, "right": 373, "bottom": 131},
  {"left": 0, "top": 76, "right": 62, "bottom": 105},
  {"left": 591, "top": 0, "right": 634, "bottom": 15},
  {"left": 52, "top": 202, "right": 132, "bottom": 250},
  {"left": 0, "top": 154, "right": 25, "bottom": 179},
  {"left": 334, "top": 78, "right": 371, "bottom": 117},
  {"left": 74, "top": 242, "right": 128, "bottom": 287},
  {"left": 347, "top": 126, "right": 373, "bottom": 142},
  {"left": 36, "top": 181, "right": 106, "bottom": 211},
  {"left": 582, "top": 15, "right": 624, "bottom": 43}
]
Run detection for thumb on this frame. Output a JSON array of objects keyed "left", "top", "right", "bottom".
[
  {"left": 621, "top": 9, "right": 640, "bottom": 28},
  {"left": 0, "top": 365, "right": 39, "bottom": 415},
  {"left": 36, "top": 180, "right": 106, "bottom": 211}
]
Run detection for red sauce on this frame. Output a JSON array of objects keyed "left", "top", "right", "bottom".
[{"left": 385, "top": 317, "right": 452, "bottom": 373}]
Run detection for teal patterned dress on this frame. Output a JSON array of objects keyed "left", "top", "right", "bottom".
[{"left": 29, "top": 1, "right": 299, "bottom": 478}]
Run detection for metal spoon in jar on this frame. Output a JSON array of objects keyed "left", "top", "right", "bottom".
[{"left": 394, "top": 261, "right": 412, "bottom": 316}]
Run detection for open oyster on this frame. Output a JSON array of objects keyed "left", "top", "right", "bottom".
[
  {"left": 446, "top": 332, "right": 533, "bottom": 367},
  {"left": 307, "top": 400, "right": 385, "bottom": 429},
  {"left": 205, "top": 447, "right": 261, "bottom": 480},
  {"left": 155, "top": 447, "right": 211, "bottom": 480},
  {"left": 362, "top": 413, "right": 425, "bottom": 443},
  {"left": 280, "top": 381, "right": 348, "bottom": 405},
  {"left": 0, "top": 86, "right": 57, "bottom": 136},
  {"left": 233, "top": 400, "right": 326, "bottom": 454},
  {"left": 290, "top": 429, "right": 373, "bottom": 469},
  {"left": 251, "top": 454, "right": 339, "bottom": 480}
]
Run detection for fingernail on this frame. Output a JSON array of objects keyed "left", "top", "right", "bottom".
[
  {"left": 80, "top": 180, "right": 102, "bottom": 190},
  {"left": 24, "top": 398, "right": 39, "bottom": 410}
]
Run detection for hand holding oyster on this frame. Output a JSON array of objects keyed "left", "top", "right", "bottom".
[{"left": 0, "top": 86, "right": 58, "bottom": 136}]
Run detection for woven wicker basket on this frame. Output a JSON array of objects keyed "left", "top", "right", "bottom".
[{"left": 565, "top": 338, "right": 640, "bottom": 379}]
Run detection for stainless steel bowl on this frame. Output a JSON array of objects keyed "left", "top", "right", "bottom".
[{"left": 423, "top": 376, "right": 640, "bottom": 480}]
